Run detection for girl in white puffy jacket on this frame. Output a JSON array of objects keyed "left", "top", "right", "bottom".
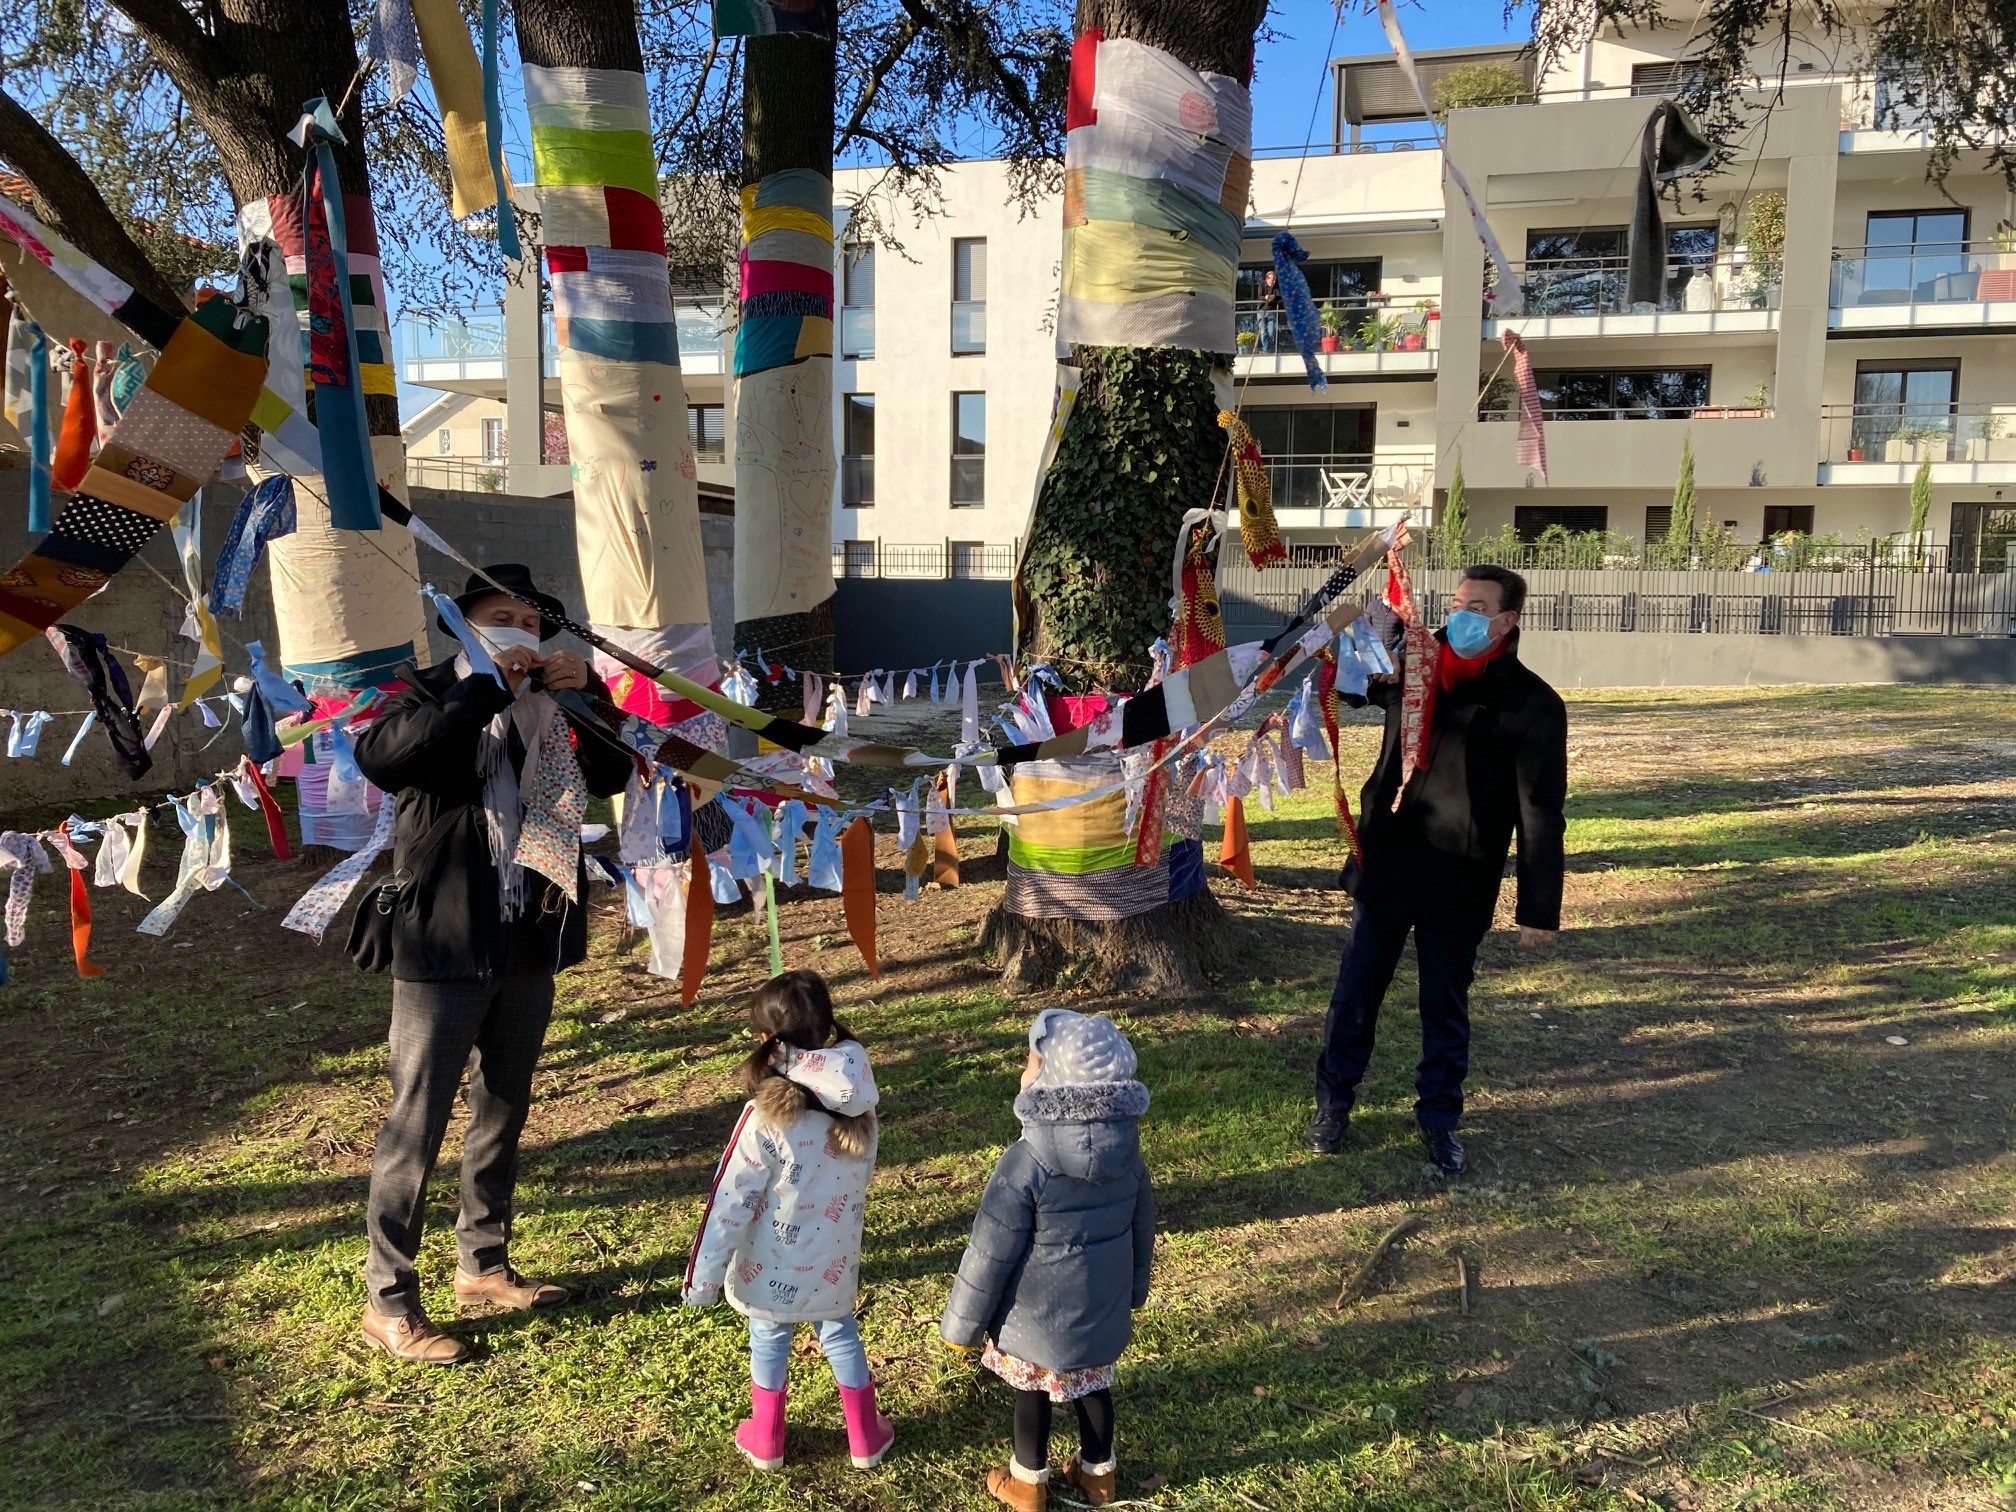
[{"left": 683, "top": 969, "right": 891, "bottom": 1472}]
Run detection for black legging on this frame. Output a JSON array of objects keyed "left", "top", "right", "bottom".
[{"left": 1013, "top": 1387, "right": 1115, "bottom": 1472}]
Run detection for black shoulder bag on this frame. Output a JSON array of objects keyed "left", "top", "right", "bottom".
[{"left": 345, "top": 805, "right": 468, "bottom": 974}]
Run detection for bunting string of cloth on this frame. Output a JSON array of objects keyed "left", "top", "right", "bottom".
[{"left": 1058, "top": 30, "right": 1252, "bottom": 354}]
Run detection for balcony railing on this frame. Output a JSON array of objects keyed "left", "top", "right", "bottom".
[
  {"left": 406, "top": 457, "right": 509, "bottom": 492},
  {"left": 1479, "top": 402, "right": 1719, "bottom": 423},
  {"left": 1262, "top": 451, "right": 1436, "bottom": 513},
  {"left": 1495, "top": 254, "right": 1781, "bottom": 319},
  {"left": 1234, "top": 297, "right": 1439, "bottom": 355},
  {"left": 1830, "top": 242, "right": 2016, "bottom": 310},
  {"left": 1253, "top": 132, "right": 1441, "bottom": 158},
  {"left": 1822, "top": 402, "right": 2016, "bottom": 465},
  {"left": 832, "top": 540, "right": 1019, "bottom": 580},
  {"left": 401, "top": 296, "right": 726, "bottom": 371}
]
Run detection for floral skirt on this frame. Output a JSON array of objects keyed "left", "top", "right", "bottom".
[{"left": 981, "top": 1339, "right": 1116, "bottom": 1403}]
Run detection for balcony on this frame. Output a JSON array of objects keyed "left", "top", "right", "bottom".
[
  {"left": 1820, "top": 402, "right": 2016, "bottom": 485},
  {"left": 1829, "top": 242, "right": 2016, "bottom": 332},
  {"left": 1485, "top": 255, "right": 1781, "bottom": 341},
  {"left": 1234, "top": 298, "right": 1439, "bottom": 378},
  {"left": 400, "top": 296, "right": 728, "bottom": 392},
  {"left": 1265, "top": 449, "right": 1436, "bottom": 528},
  {"left": 832, "top": 540, "right": 1018, "bottom": 580}
]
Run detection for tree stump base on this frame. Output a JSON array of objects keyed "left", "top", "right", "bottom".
[{"left": 978, "top": 888, "right": 1240, "bottom": 997}]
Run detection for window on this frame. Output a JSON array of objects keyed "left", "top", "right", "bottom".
[
  {"left": 1851, "top": 360, "right": 1959, "bottom": 457},
  {"left": 952, "top": 239, "right": 987, "bottom": 354},
  {"left": 950, "top": 541, "right": 990, "bottom": 579},
  {"left": 1630, "top": 61, "right": 1702, "bottom": 96},
  {"left": 842, "top": 394, "right": 874, "bottom": 506},
  {"left": 1244, "top": 405, "right": 1377, "bottom": 509},
  {"left": 1644, "top": 505, "right": 1673, "bottom": 540},
  {"left": 841, "top": 242, "right": 875, "bottom": 359},
  {"left": 1515, "top": 505, "right": 1608, "bottom": 541},
  {"left": 951, "top": 392, "right": 986, "bottom": 505},
  {"left": 1861, "top": 209, "right": 1970, "bottom": 302},
  {"left": 839, "top": 540, "right": 878, "bottom": 578},
  {"left": 1236, "top": 260, "right": 1381, "bottom": 351},
  {"left": 1952, "top": 503, "right": 2016, "bottom": 572},
  {"left": 437, "top": 427, "right": 453, "bottom": 456},
  {"left": 1762, "top": 505, "right": 1815, "bottom": 538},
  {"left": 480, "top": 417, "right": 506, "bottom": 461},
  {"left": 1533, "top": 366, "right": 1710, "bottom": 419},
  {"left": 687, "top": 403, "right": 725, "bottom": 461}
]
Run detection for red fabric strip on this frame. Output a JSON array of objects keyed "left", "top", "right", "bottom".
[
  {"left": 1066, "top": 30, "right": 1102, "bottom": 131},
  {"left": 246, "top": 760, "right": 293, "bottom": 861},
  {"left": 64, "top": 826, "right": 104, "bottom": 977},
  {"left": 739, "top": 259, "right": 835, "bottom": 300},
  {"left": 545, "top": 245, "right": 591, "bottom": 273},
  {"left": 52, "top": 340, "right": 95, "bottom": 492},
  {"left": 604, "top": 188, "right": 668, "bottom": 255}
]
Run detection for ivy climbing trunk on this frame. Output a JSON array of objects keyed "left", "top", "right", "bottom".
[
  {"left": 982, "top": 0, "right": 1268, "bottom": 996},
  {"left": 733, "top": 35, "right": 838, "bottom": 711},
  {"left": 516, "top": 0, "right": 723, "bottom": 732}
]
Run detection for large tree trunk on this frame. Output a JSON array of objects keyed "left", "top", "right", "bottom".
[
  {"left": 517, "top": 0, "right": 722, "bottom": 731},
  {"left": 987, "top": 0, "right": 1266, "bottom": 996},
  {"left": 733, "top": 35, "right": 838, "bottom": 712}
]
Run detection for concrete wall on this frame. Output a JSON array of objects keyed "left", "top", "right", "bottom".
[
  {"left": 1522, "top": 630, "right": 2016, "bottom": 687},
  {"left": 0, "top": 471, "right": 734, "bottom": 812}
]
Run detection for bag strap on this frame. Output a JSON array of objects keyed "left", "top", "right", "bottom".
[{"left": 393, "top": 802, "right": 469, "bottom": 879}]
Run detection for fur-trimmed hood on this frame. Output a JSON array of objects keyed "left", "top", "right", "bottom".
[
  {"left": 1013, "top": 1079, "right": 1150, "bottom": 1183},
  {"left": 752, "top": 1039, "right": 879, "bottom": 1157}
]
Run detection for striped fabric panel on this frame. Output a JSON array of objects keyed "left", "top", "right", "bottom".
[
  {"left": 735, "top": 171, "right": 833, "bottom": 378},
  {"left": 536, "top": 183, "right": 667, "bottom": 255},
  {"left": 549, "top": 250, "right": 677, "bottom": 322},
  {"left": 1064, "top": 166, "right": 1241, "bottom": 263},
  {"left": 247, "top": 194, "right": 398, "bottom": 398},
  {"left": 745, "top": 168, "right": 835, "bottom": 215},
  {"left": 1006, "top": 834, "right": 1142, "bottom": 874},
  {"left": 525, "top": 64, "right": 656, "bottom": 197},
  {"left": 1002, "top": 858, "right": 1172, "bottom": 921}
]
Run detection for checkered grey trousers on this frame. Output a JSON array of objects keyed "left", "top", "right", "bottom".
[{"left": 363, "top": 926, "right": 556, "bottom": 1318}]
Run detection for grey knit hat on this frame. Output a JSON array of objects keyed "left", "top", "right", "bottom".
[{"left": 1028, "top": 1009, "right": 1138, "bottom": 1087}]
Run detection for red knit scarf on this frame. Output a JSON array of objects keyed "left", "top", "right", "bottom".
[{"left": 1437, "top": 632, "right": 1509, "bottom": 693}]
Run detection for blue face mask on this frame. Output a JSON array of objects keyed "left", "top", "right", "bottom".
[{"left": 1445, "top": 608, "right": 1500, "bottom": 658}]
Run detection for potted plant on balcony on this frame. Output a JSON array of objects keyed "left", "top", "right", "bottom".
[
  {"left": 1318, "top": 302, "right": 1345, "bottom": 353},
  {"left": 1735, "top": 190, "right": 1786, "bottom": 309},
  {"left": 1399, "top": 299, "right": 1432, "bottom": 350},
  {"left": 1236, "top": 328, "right": 1258, "bottom": 355},
  {"left": 1356, "top": 311, "right": 1400, "bottom": 352},
  {"left": 1884, "top": 422, "right": 1950, "bottom": 463},
  {"left": 1965, "top": 410, "right": 2016, "bottom": 461}
]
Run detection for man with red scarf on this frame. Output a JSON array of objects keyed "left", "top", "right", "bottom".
[{"left": 1306, "top": 564, "right": 1567, "bottom": 1176}]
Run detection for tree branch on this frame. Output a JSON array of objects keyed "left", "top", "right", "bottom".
[
  {"left": 835, "top": 19, "right": 921, "bottom": 155},
  {"left": 0, "top": 86, "right": 189, "bottom": 314},
  {"left": 893, "top": 0, "right": 1052, "bottom": 149},
  {"left": 104, "top": 0, "right": 223, "bottom": 88}
]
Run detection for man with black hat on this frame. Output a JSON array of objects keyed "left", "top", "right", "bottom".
[{"left": 351, "top": 566, "right": 638, "bottom": 1363}]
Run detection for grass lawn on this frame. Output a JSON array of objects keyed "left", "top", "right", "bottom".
[{"left": 2, "top": 684, "right": 2014, "bottom": 1510}]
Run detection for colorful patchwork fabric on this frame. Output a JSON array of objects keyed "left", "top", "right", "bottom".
[
  {"left": 1271, "top": 232, "right": 1327, "bottom": 391},
  {"left": 1001, "top": 756, "right": 1172, "bottom": 921},
  {"left": 1171, "top": 519, "right": 1226, "bottom": 670},
  {"left": 281, "top": 791, "right": 396, "bottom": 942},
  {"left": 0, "top": 195, "right": 178, "bottom": 349},
  {"left": 735, "top": 170, "right": 834, "bottom": 376},
  {"left": 1058, "top": 32, "right": 1251, "bottom": 354},
  {"left": 1217, "top": 410, "right": 1285, "bottom": 568},
  {"left": 0, "top": 298, "right": 267, "bottom": 661}
]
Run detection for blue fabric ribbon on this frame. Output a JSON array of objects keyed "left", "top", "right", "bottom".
[
  {"left": 1272, "top": 232, "right": 1328, "bottom": 394},
  {"left": 246, "top": 640, "right": 312, "bottom": 716},
  {"left": 241, "top": 683, "right": 282, "bottom": 765},
  {"left": 806, "top": 808, "right": 843, "bottom": 892},
  {"left": 480, "top": 0, "right": 521, "bottom": 261},
  {"left": 26, "top": 322, "right": 50, "bottom": 531},
  {"left": 425, "top": 584, "right": 504, "bottom": 688},
  {"left": 212, "top": 476, "right": 297, "bottom": 617},
  {"left": 294, "top": 97, "right": 381, "bottom": 531}
]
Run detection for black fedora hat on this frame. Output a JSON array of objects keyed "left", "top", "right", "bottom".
[{"left": 443, "top": 564, "right": 567, "bottom": 641}]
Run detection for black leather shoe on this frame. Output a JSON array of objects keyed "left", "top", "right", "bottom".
[
  {"left": 1305, "top": 1113, "right": 1348, "bottom": 1154},
  {"left": 1422, "top": 1127, "right": 1466, "bottom": 1177}
]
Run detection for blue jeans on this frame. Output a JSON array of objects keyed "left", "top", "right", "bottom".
[
  {"left": 749, "top": 1315, "right": 869, "bottom": 1391},
  {"left": 1313, "top": 899, "right": 1485, "bottom": 1132}
]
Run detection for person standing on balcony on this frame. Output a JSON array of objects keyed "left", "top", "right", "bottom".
[
  {"left": 1305, "top": 564, "right": 1567, "bottom": 1177},
  {"left": 1258, "top": 268, "right": 1283, "bottom": 353}
]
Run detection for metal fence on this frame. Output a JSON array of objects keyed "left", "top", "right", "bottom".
[
  {"left": 1216, "top": 551, "right": 2016, "bottom": 641},
  {"left": 833, "top": 540, "right": 1019, "bottom": 581}
]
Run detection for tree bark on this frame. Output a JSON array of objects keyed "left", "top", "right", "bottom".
[
  {"left": 735, "top": 35, "right": 837, "bottom": 711},
  {"left": 990, "top": 0, "right": 1269, "bottom": 995}
]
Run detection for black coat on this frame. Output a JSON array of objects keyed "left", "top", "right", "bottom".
[
  {"left": 1349, "top": 628, "right": 1567, "bottom": 935},
  {"left": 352, "top": 660, "right": 637, "bottom": 982}
]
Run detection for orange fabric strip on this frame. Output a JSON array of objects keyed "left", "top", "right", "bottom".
[
  {"left": 840, "top": 817, "right": 880, "bottom": 979},
  {"left": 1219, "top": 794, "right": 1255, "bottom": 890},
  {"left": 67, "top": 853, "right": 104, "bottom": 977}
]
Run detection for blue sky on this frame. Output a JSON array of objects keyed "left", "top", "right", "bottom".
[{"left": 394, "top": 1, "right": 1528, "bottom": 420}]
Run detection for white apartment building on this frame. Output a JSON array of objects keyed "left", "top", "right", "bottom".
[{"left": 400, "top": 9, "right": 2016, "bottom": 576}]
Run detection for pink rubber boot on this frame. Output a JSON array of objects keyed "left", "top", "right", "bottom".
[
  {"left": 735, "top": 1382, "right": 787, "bottom": 1471},
  {"left": 838, "top": 1379, "right": 895, "bottom": 1469}
]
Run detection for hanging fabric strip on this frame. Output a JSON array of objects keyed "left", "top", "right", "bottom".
[
  {"left": 1499, "top": 330, "right": 1547, "bottom": 478},
  {"left": 839, "top": 816, "right": 879, "bottom": 977},
  {"left": 45, "top": 625, "right": 150, "bottom": 779},
  {"left": 172, "top": 501, "right": 225, "bottom": 706},
  {"left": 212, "top": 475, "right": 297, "bottom": 618},
  {"left": 56, "top": 823, "right": 102, "bottom": 975},
  {"left": 51, "top": 338, "right": 95, "bottom": 492},
  {"left": 411, "top": 0, "right": 509, "bottom": 219},
  {"left": 680, "top": 842, "right": 715, "bottom": 1005},
  {"left": 1374, "top": 0, "right": 1523, "bottom": 318},
  {"left": 90, "top": 340, "right": 119, "bottom": 441},
  {"left": 245, "top": 757, "right": 293, "bottom": 860},
  {"left": 479, "top": 0, "right": 521, "bottom": 259},
  {"left": 1218, "top": 794, "right": 1254, "bottom": 889},
  {"left": 291, "top": 100, "right": 381, "bottom": 529},
  {"left": 3, "top": 306, "right": 36, "bottom": 434},
  {"left": 282, "top": 792, "right": 397, "bottom": 941},
  {"left": 1217, "top": 411, "right": 1284, "bottom": 569},
  {"left": 61, "top": 710, "right": 97, "bottom": 765},
  {"left": 26, "top": 323, "right": 50, "bottom": 531},
  {"left": 365, "top": 0, "right": 422, "bottom": 107},
  {"left": 1271, "top": 231, "right": 1327, "bottom": 392},
  {"left": 0, "top": 832, "right": 51, "bottom": 947}
]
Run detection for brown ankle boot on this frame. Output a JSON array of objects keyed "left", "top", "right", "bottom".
[
  {"left": 360, "top": 1307, "right": 468, "bottom": 1365},
  {"left": 453, "top": 1267, "right": 570, "bottom": 1311},
  {"left": 1061, "top": 1453, "right": 1118, "bottom": 1505},
  {"left": 985, "top": 1461, "right": 1049, "bottom": 1511}
]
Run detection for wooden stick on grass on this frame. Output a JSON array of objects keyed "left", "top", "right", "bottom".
[{"left": 1336, "top": 1213, "right": 1425, "bottom": 1310}]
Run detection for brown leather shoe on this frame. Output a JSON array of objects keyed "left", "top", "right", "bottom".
[
  {"left": 453, "top": 1267, "right": 570, "bottom": 1311},
  {"left": 1061, "top": 1454, "right": 1117, "bottom": 1506},
  {"left": 361, "top": 1308, "right": 468, "bottom": 1365},
  {"left": 985, "top": 1464, "right": 1048, "bottom": 1511}
]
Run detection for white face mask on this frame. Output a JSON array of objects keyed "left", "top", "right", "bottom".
[{"left": 475, "top": 624, "right": 541, "bottom": 659}]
